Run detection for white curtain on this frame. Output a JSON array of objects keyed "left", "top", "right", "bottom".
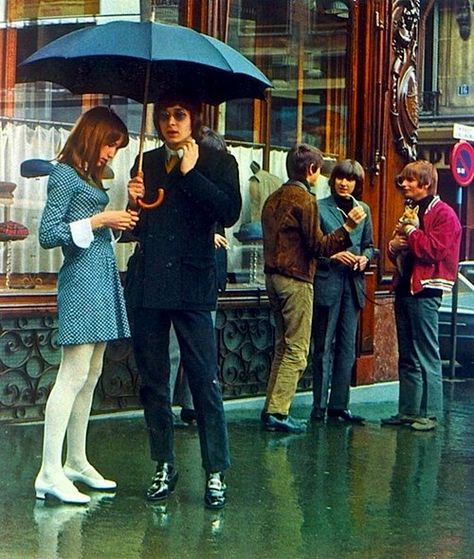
[
  {"left": 0, "top": 121, "right": 158, "bottom": 275},
  {"left": 0, "top": 121, "right": 288, "bottom": 279}
]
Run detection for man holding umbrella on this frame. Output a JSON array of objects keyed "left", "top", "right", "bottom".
[
  {"left": 18, "top": 17, "right": 270, "bottom": 508},
  {"left": 126, "top": 94, "right": 241, "bottom": 509}
]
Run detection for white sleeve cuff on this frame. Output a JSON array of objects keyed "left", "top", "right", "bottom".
[{"left": 70, "top": 218, "right": 94, "bottom": 248}]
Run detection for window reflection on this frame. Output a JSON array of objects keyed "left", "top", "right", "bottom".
[
  {"left": 0, "top": 0, "right": 351, "bottom": 291},
  {"left": 224, "top": 0, "right": 350, "bottom": 286},
  {"left": 226, "top": 0, "right": 349, "bottom": 154}
]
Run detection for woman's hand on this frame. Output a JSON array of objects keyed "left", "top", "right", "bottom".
[
  {"left": 214, "top": 233, "right": 229, "bottom": 249},
  {"left": 353, "top": 255, "right": 369, "bottom": 272},
  {"left": 343, "top": 206, "right": 366, "bottom": 232},
  {"left": 90, "top": 210, "right": 139, "bottom": 231},
  {"left": 330, "top": 251, "right": 358, "bottom": 267}
]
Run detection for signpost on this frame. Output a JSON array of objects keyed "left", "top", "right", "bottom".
[
  {"left": 450, "top": 140, "right": 474, "bottom": 187},
  {"left": 449, "top": 129, "right": 474, "bottom": 377}
]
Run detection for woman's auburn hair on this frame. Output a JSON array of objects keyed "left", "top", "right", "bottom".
[{"left": 58, "top": 106, "right": 129, "bottom": 188}]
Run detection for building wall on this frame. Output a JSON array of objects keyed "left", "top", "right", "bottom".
[
  {"left": 0, "top": 1, "right": 427, "bottom": 422},
  {"left": 438, "top": 3, "right": 474, "bottom": 115},
  {"left": 0, "top": 290, "right": 396, "bottom": 423}
]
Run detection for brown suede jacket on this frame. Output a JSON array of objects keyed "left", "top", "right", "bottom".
[{"left": 262, "top": 181, "right": 351, "bottom": 283}]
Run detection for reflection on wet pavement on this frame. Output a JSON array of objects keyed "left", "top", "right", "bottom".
[{"left": 1, "top": 380, "right": 473, "bottom": 559}]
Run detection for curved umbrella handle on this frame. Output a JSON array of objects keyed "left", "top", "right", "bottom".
[
  {"left": 134, "top": 169, "right": 165, "bottom": 210},
  {"left": 137, "top": 188, "right": 165, "bottom": 210}
]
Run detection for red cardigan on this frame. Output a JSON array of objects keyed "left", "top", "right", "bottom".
[{"left": 388, "top": 196, "right": 462, "bottom": 295}]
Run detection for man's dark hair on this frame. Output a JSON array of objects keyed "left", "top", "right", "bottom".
[
  {"left": 329, "top": 159, "right": 365, "bottom": 199},
  {"left": 286, "top": 143, "right": 323, "bottom": 182},
  {"left": 153, "top": 95, "right": 203, "bottom": 141},
  {"left": 200, "top": 126, "right": 227, "bottom": 152}
]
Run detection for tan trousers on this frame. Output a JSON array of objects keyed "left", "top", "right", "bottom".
[{"left": 264, "top": 274, "right": 314, "bottom": 415}]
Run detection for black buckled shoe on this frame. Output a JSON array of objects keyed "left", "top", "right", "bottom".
[
  {"left": 146, "top": 463, "right": 178, "bottom": 501},
  {"left": 204, "top": 472, "right": 227, "bottom": 510},
  {"left": 327, "top": 409, "right": 365, "bottom": 424},
  {"left": 180, "top": 408, "right": 197, "bottom": 425},
  {"left": 310, "top": 407, "right": 326, "bottom": 421}
]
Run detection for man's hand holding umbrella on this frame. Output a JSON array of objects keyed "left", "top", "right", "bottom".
[{"left": 128, "top": 176, "right": 145, "bottom": 211}]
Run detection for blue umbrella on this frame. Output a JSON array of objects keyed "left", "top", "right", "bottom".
[
  {"left": 20, "top": 158, "right": 114, "bottom": 179},
  {"left": 18, "top": 20, "right": 272, "bottom": 190},
  {"left": 18, "top": 20, "right": 272, "bottom": 106}
]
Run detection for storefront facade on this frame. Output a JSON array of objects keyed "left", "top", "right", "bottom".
[{"left": 1, "top": 0, "right": 469, "bottom": 422}]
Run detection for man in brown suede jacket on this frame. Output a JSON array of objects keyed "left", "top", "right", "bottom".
[{"left": 261, "top": 144, "right": 366, "bottom": 433}]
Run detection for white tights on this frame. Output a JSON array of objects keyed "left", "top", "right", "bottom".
[{"left": 37, "top": 342, "right": 106, "bottom": 485}]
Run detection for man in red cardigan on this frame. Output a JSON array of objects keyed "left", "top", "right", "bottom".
[{"left": 382, "top": 160, "right": 461, "bottom": 431}]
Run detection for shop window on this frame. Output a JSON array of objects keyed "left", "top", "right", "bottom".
[
  {"left": 226, "top": 0, "right": 349, "bottom": 152},
  {"left": 0, "top": 0, "right": 351, "bottom": 293},
  {"left": 224, "top": 0, "right": 350, "bottom": 287}
]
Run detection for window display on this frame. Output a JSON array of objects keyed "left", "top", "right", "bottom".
[{"left": 0, "top": 0, "right": 351, "bottom": 292}]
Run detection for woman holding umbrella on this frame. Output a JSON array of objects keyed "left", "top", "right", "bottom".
[
  {"left": 126, "top": 94, "right": 242, "bottom": 509},
  {"left": 35, "top": 106, "right": 139, "bottom": 504}
]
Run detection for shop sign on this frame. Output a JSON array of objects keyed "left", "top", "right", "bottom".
[
  {"left": 7, "top": 1, "right": 99, "bottom": 21},
  {"left": 453, "top": 123, "right": 474, "bottom": 142}
]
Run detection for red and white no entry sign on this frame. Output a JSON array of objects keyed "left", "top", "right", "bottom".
[{"left": 450, "top": 140, "right": 474, "bottom": 187}]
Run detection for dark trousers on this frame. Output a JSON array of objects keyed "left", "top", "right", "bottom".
[
  {"left": 312, "top": 277, "right": 359, "bottom": 410},
  {"left": 131, "top": 308, "right": 231, "bottom": 473}
]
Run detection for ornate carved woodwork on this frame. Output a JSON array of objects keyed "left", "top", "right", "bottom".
[
  {"left": 455, "top": 0, "right": 471, "bottom": 40},
  {"left": 390, "top": 0, "right": 420, "bottom": 161},
  {"left": 0, "top": 315, "right": 60, "bottom": 422},
  {"left": 1, "top": 281, "right": 385, "bottom": 423}
]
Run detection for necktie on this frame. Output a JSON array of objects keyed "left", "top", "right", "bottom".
[{"left": 165, "top": 156, "right": 179, "bottom": 174}]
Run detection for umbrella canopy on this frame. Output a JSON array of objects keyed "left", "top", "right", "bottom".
[
  {"left": 18, "top": 20, "right": 272, "bottom": 105},
  {"left": 20, "top": 158, "right": 114, "bottom": 179}
]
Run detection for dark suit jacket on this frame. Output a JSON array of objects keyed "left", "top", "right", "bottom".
[
  {"left": 314, "top": 195, "right": 376, "bottom": 308},
  {"left": 125, "top": 144, "right": 241, "bottom": 310}
]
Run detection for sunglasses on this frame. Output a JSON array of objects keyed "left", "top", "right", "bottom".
[{"left": 158, "top": 109, "right": 189, "bottom": 122}]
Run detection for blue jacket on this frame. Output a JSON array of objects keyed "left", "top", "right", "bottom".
[{"left": 314, "top": 195, "right": 376, "bottom": 308}]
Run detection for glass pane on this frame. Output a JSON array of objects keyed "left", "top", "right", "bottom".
[
  {"left": 1, "top": 2, "right": 183, "bottom": 293},
  {"left": 224, "top": 0, "right": 350, "bottom": 287},
  {"left": 1, "top": 0, "right": 352, "bottom": 292},
  {"left": 226, "top": 0, "right": 349, "bottom": 154}
]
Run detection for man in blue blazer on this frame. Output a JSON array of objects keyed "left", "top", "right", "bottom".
[
  {"left": 311, "top": 159, "right": 376, "bottom": 423},
  {"left": 126, "top": 95, "right": 241, "bottom": 509}
]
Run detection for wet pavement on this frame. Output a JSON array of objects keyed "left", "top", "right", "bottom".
[{"left": 1, "top": 379, "right": 474, "bottom": 559}]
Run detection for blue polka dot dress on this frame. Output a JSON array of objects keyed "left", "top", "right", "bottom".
[{"left": 39, "top": 163, "right": 130, "bottom": 345}]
